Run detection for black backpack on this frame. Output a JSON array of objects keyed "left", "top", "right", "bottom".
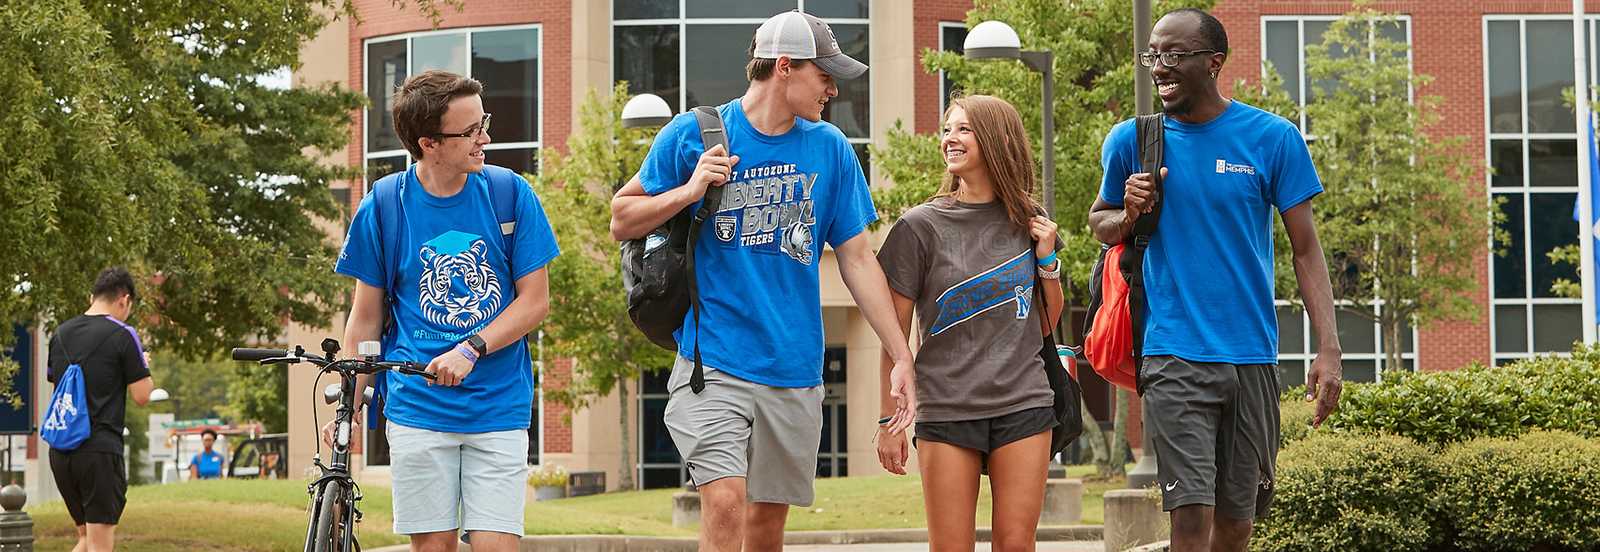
[{"left": 620, "top": 106, "right": 726, "bottom": 393}]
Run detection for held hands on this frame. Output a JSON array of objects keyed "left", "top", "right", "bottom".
[
  {"left": 1030, "top": 215, "right": 1060, "bottom": 261},
  {"left": 1123, "top": 167, "right": 1168, "bottom": 220},
  {"left": 877, "top": 425, "right": 909, "bottom": 475},
  {"left": 426, "top": 348, "right": 475, "bottom": 387},
  {"left": 1305, "top": 353, "right": 1343, "bottom": 428},
  {"left": 689, "top": 144, "right": 739, "bottom": 197},
  {"left": 885, "top": 360, "right": 916, "bottom": 435}
]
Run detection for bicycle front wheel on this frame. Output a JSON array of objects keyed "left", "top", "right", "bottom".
[{"left": 311, "top": 483, "right": 346, "bottom": 552}]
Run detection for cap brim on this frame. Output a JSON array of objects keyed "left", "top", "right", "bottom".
[{"left": 813, "top": 54, "right": 868, "bottom": 80}]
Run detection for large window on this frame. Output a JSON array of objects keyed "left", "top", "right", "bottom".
[
  {"left": 940, "top": 22, "right": 967, "bottom": 116},
  {"left": 1261, "top": 16, "right": 1416, "bottom": 381},
  {"left": 364, "top": 25, "right": 542, "bottom": 189},
  {"left": 613, "top": 1, "right": 871, "bottom": 171},
  {"left": 1485, "top": 17, "right": 1586, "bottom": 364}
]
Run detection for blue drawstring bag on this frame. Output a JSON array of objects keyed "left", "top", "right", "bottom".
[{"left": 41, "top": 362, "right": 91, "bottom": 450}]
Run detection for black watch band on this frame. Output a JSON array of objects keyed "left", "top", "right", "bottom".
[{"left": 466, "top": 334, "right": 488, "bottom": 357}]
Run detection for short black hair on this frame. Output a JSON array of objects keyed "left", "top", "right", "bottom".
[
  {"left": 1168, "top": 7, "right": 1229, "bottom": 54},
  {"left": 201, "top": 429, "right": 218, "bottom": 439},
  {"left": 91, "top": 266, "right": 136, "bottom": 304}
]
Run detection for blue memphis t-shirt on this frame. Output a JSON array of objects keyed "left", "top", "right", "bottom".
[
  {"left": 337, "top": 166, "right": 560, "bottom": 432},
  {"left": 638, "top": 99, "right": 877, "bottom": 388},
  {"left": 191, "top": 451, "right": 223, "bottom": 479},
  {"left": 1099, "top": 101, "right": 1322, "bottom": 364}
]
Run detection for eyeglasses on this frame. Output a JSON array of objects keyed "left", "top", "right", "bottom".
[
  {"left": 1138, "top": 50, "right": 1220, "bottom": 68},
  {"left": 435, "top": 113, "right": 491, "bottom": 139}
]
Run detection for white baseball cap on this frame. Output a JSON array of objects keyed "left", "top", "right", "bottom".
[{"left": 752, "top": 10, "right": 868, "bottom": 80}]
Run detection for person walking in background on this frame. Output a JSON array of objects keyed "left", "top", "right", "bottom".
[
  {"left": 335, "top": 69, "right": 560, "bottom": 552},
  {"left": 875, "top": 95, "right": 1064, "bottom": 552},
  {"left": 189, "top": 429, "right": 223, "bottom": 480},
  {"left": 610, "top": 10, "right": 915, "bottom": 552},
  {"left": 1090, "top": 8, "right": 1343, "bottom": 552},
  {"left": 48, "top": 266, "right": 157, "bottom": 552}
]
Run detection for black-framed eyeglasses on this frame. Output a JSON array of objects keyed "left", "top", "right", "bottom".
[
  {"left": 435, "top": 113, "right": 491, "bottom": 139},
  {"left": 1138, "top": 50, "right": 1220, "bottom": 68}
]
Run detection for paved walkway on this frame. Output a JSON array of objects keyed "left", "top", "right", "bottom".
[
  {"left": 786, "top": 541, "right": 1103, "bottom": 551},
  {"left": 368, "top": 527, "right": 1106, "bottom": 551}
]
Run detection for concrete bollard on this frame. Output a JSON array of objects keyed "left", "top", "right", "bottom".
[
  {"left": 1040, "top": 478, "right": 1083, "bottom": 524},
  {"left": 0, "top": 484, "right": 32, "bottom": 551},
  {"left": 672, "top": 490, "right": 701, "bottom": 527},
  {"left": 1102, "top": 489, "right": 1166, "bottom": 552}
]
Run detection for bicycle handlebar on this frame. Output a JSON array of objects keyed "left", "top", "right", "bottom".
[
  {"left": 231, "top": 348, "right": 289, "bottom": 362},
  {"left": 230, "top": 346, "right": 436, "bottom": 380}
]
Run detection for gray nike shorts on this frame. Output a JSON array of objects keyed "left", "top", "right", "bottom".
[
  {"left": 1140, "top": 355, "right": 1281, "bottom": 519},
  {"left": 662, "top": 356, "right": 824, "bottom": 506}
]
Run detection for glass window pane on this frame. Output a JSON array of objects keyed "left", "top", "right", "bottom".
[
  {"left": 1525, "top": 20, "right": 1576, "bottom": 134},
  {"left": 1487, "top": 21, "right": 1523, "bottom": 134},
  {"left": 685, "top": 24, "right": 757, "bottom": 109},
  {"left": 1530, "top": 192, "right": 1579, "bottom": 298},
  {"left": 641, "top": 369, "right": 671, "bottom": 393},
  {"left": 1304, "top": 20, "right": 1344, "bottom": 101},
  {"left": 1493, "top": 193, "right": 1526, "bottom": 298},
  {"left": 474, "top": 28, "right": 540, "bottom": 144},
  {"left": 616, "top": 25, "right": 682, "bottom": 115},
  {"left": 614, "top": 0, "right": 677, "bottom": 19},
  {"left": 1495, "top": 304, "right": 1528, "bottom": 353},
  {"left": 942, "top": 25, "right": 968, "bottom": 114},
  {"left": 1263, "top": 21, "right": 1302, "bottom": 106},
  {"left": 367, "top": 39, "right": 408, "bottom": 153},
  {"left": 414, "top": 33, "right": 467, "bottom": 75},
  {"left": 641, "top": 467, "right": 684, "bottom": 489},
  {"left": 1491, "top": 140, "right": 1523, "bottom": 188},
  {"left": 1277, "top": 360, "right": 1305, "bottom": 388},
  {"left": 641, "top": 397, "right": 680, "bottom": 463},
  {"left": 807, "top": 0, "right": 868, "bottom": 20},
  {"left": 821, "top": 24, "right": 870, "bottom": 138},
  {"left": 1532, "top": 304, "right": 1582, "bottom": 352},
  {"left": 1527, "top": 139, "right": 1577, "bottom": 188},
  {"left": 1277, "top": 306, "right": 1305, "bottom": 354},
  {"left": 1335, "top": 309, "right": 1375, "bottom": 354},
  {"left": 1376, "top": 19, "right": 1407, "bottom": 50},
  {"left": 686, "top": 0, "right": 791, "bottom": 19},
  {"left": 366, "top": 155, "right": 408, "bottom": 187},
  {"left": 485, "top": 148, "right": 539, "bottom": 176},
  {"left": 1343, "top": 360, "right": 1377, "bottom": 383}
]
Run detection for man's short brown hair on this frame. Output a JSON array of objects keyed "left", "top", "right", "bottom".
[
  {"left": 745, "top": 38, "right": 811, "bottom": 82},
  {"left": 391, "top": 70, "right": 483, "bottom": 160}
]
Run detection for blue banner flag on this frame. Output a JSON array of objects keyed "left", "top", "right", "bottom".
[{"left": 1575, "top": 115, "right": 1600, "bottom": 309}]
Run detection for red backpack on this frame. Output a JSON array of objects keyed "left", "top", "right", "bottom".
[{"left": 1082, "top": 114, "right": 1163, "bottom": 393}]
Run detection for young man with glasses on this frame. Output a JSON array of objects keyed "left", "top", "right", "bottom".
[
  {"left": 1090, "top": 8, "right": 1343, "bottom": 552},
  {"left": 335, "top": 70, "right": 560, "bottom": 552}
]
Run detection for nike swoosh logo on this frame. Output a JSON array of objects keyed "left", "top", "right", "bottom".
[{"left": 1164, "top": 481, "right": 1178, "bottom": 491}]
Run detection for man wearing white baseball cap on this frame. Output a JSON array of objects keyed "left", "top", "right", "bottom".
[{"left": 611, "top": 9, "right": 914, "bottom": 552}]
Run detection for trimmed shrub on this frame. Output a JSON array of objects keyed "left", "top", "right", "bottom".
[
  {"left": 1252, "top": 432, "right": 1442, "bottom": 552},
  {"left": 1277, "top": 394, "right": 1316, "bottom": 445},
  {"left": 1436, "top": 430, "right": 1600, "bottom": 551},
  {"left": 1329, "top": 344, "right": 1600, "bottom": 445}
]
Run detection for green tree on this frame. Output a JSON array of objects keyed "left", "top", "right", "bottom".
[
  {"left": 869, "top": 0, "right": 1213, "bottom": 480},
  {"left": 1256, "top": 3, "right": 1504, "bottom": 371},
  {"left": 223, "top": 360, "right": 289, "bottom": 433},
  {"left": 530, "top": 84, "right": 676, "bottom": 491}
]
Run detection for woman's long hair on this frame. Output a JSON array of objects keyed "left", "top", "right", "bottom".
[{"left": 931, "top": 94, "right": 1042, "bottom": 232}]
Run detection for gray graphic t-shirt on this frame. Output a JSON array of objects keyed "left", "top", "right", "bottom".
[{"left": 877, "top": 199, "right": 1057, "bottom": 422}]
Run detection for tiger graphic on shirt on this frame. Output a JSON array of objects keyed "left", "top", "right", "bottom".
[{"left": 418, "top": 237, "right": 503, "bottom": 329}]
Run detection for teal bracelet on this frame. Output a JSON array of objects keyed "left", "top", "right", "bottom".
[{"left": 1036, "top": 251, "right": 1057, "bottom": 267}]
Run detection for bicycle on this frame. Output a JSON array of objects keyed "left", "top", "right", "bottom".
[{"left": 233, "top": 338, "right": 433, "bottom": 552}]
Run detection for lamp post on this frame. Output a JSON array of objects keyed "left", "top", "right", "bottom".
[
  {"left": 963, "top": 21, "right": 1056, "bottom": 219},
  {"left": 621, "top": 93, "right": 673, "bottom": 129},
  {"left": 1124, "top": 0, "right": 1160, "bottom": 491}
]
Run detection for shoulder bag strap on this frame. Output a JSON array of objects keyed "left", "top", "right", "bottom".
[
  {"left": 1126, "top": 114, "right": 1164, "bottom": 393},
  {"left": 686, "top": 105, "right": 728, "bottom": 394}
]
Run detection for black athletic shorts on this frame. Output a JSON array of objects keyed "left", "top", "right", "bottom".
[
  {"left": 914, "top": 406, "right": 1058, "bottom": 472},
  {"left": 50, "top": 449, "right": 128, "bottom": 526}
]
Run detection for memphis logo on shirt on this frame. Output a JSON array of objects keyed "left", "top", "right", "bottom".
[
  {"left": 416, "top": 230, "right": 503, "bottom": 330},
  {"left": 1216, "top": 158, "right": 1257, "bottom": 175},
  {"left": 713, "top": 162, "right": 819, "bottom": 265},
  {"left": 927, "top": 251, "right": 1034, "bottom": 336}
]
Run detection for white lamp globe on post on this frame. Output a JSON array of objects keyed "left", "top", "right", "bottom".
[
  {"left": 621, "top": 93, "right": 673, "bottom": 129},
  {"left": 963, "top": 20, "right": 1055, "bottom": 219}
]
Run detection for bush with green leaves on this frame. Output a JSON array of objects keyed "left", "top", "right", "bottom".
[
  {"left": 1328, "top": 343, "right": 1600, "bottom": 445},
  {"left": 1252, "top": 432, "right": 1442, "bottom": 552},
  {"left": 1436, "top": 430, "right": 1600, "bottom": 551}
]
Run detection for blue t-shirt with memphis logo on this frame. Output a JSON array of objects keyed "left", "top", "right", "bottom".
[
  {"left": 1099, "top": 101, "right": 1322, "bottom": 364},
  {"left": 337, "top": 166, "right": 560, "bottom": 432},
  {"left": 639, "top": 99, "right": 877, "bottom": 388}
]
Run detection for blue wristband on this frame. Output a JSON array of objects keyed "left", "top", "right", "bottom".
[
  {"left": 1036, "top": 251, "right": 1057, "bottom": 267},
  {"left": 454, "top": 342, "right": 479, "bottom": 364}
]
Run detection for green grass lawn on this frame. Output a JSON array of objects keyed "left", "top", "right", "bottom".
[{"left": 30, "top": 465, "right": 1128, "bottom": 550}]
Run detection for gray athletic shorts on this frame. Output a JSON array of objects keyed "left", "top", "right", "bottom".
[
  {"left": 663, "top": 356, "right": 824, "bottom": 506},
  {"left": 1140, "top": 355, "right": 1281, "bottom": 519},
  {"left": 387, "top": 421, "right": 528, "bottom": 536}
]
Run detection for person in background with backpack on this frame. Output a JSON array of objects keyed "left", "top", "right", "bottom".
[
  {"left": 1089, "top": 8, "right": 1342, "bottom": 552},
  {"left": 47, "top": 266, "right": 156, "bottom": 552},
  {"left": 609, "top": 10, "right": 915, "bottom": 552},
  {"left": 334, "top": 70, "right": 560, "bottom": 552},
  {"left": 188, "top": 429, "right": 224, "bottom": 480},
  {"left": 874, "top": 94, "right": 1065, "bottom": 552}
]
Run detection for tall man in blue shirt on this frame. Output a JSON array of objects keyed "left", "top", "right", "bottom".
[
  {"left": 1090, "top": 8, "right": 1343, "bottom": 552},
  {"left": 611, "top": 10, "right": 915, "bottom": 552}
]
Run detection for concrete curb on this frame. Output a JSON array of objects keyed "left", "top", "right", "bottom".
[{"left": 366, "top": 525, "right": 1104, "bottom": 551}]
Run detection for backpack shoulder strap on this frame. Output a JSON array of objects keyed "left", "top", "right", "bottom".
[
  {"left": 685, "top": 105, "right": 728, "bottom": 394},
  {"left": 481, "top": 165, "right": 522, "bottom": 260},
  {"left": 1125, "top": 113, "right": 1164, "bottom": 394},
  {"left": 371, "top": 170, "right": 406, "bottom": 296}
]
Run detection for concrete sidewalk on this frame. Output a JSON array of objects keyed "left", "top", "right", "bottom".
[{"left": 368, "top": 525, "right": 1104, "bottom": 551}]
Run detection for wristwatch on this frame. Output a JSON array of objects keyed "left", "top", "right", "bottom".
[
  {"left": 1038, "top": 261, "right": 1061, "bottom": 280},
  {"left": 465, "top": 334, "right": 488, "bottom": 357}
]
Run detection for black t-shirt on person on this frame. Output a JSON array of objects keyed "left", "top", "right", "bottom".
[{"left": 47, "top": 314, "right": 150, "bottom": 455}]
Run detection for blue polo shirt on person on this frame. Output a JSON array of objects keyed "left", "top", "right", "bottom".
[{"left": 191, "top": 451, "right": 223, "bottom": 480}]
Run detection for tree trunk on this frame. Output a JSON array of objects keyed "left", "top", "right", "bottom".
[
  {"left": 1109, "top": 388, "right": 1129, "bottom": 477},
  {"left": 1081, "top": 398, "right": 1113, "bottom": 476},
  {"left": 617, "top": 376, "right": 634, "bottom": 491},
  {"left": 1383, "top": 314, "right": 1405, "bottom": 374}
]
